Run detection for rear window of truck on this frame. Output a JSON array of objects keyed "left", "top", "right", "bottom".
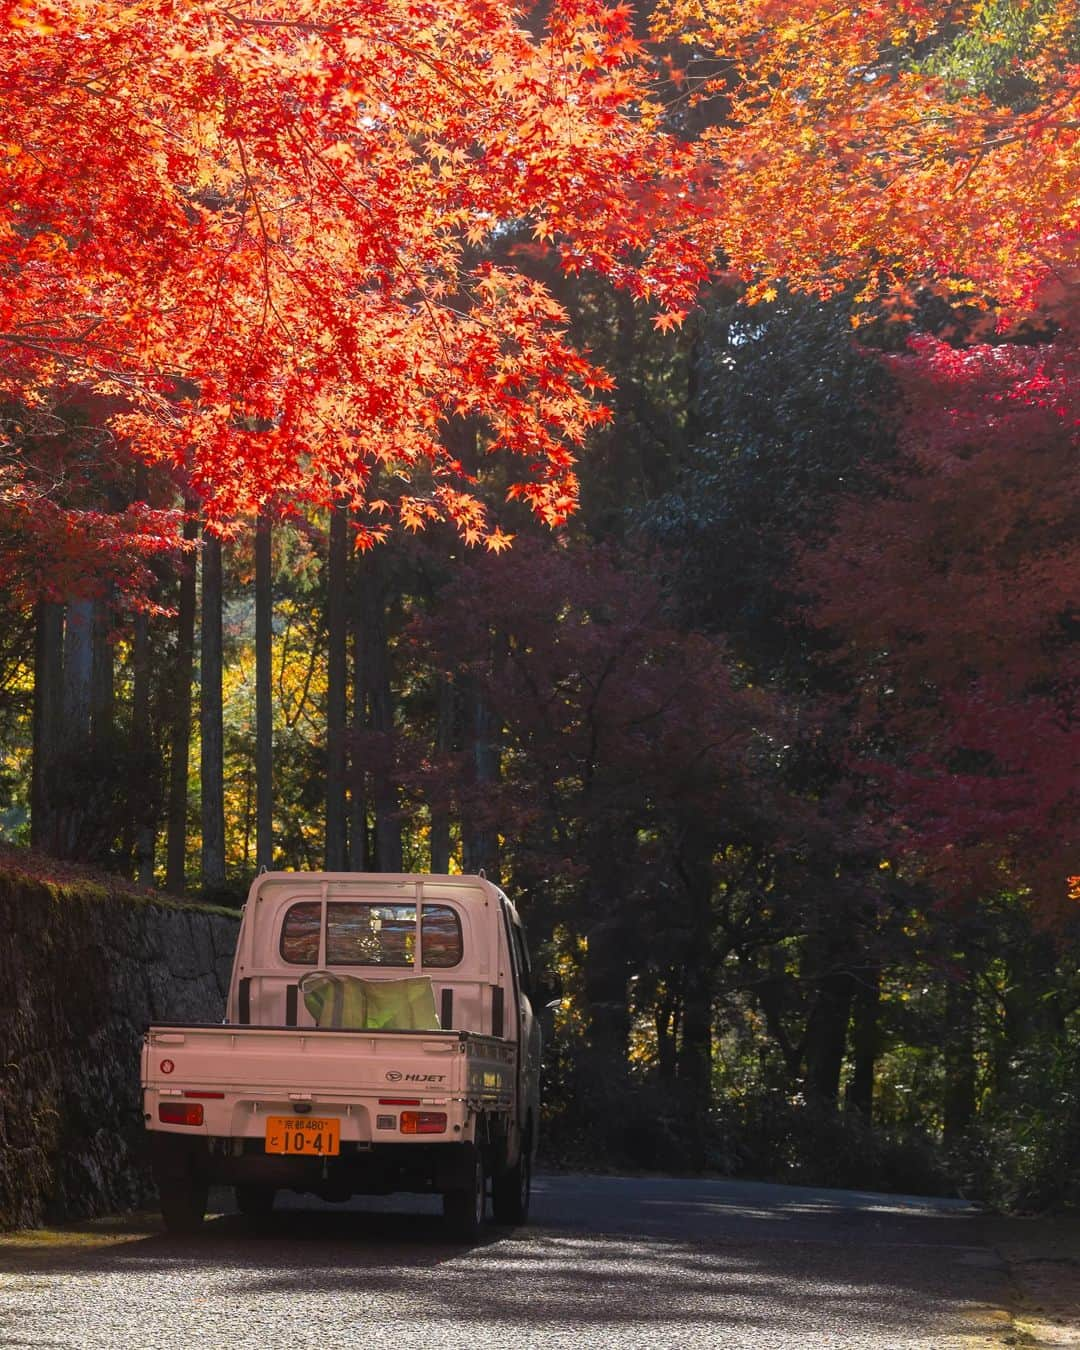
[{"left": 280, "top": 901, "right": 463, "bottom": 968}]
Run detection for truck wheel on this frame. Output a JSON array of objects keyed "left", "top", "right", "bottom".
[
  {"left": 443, "top": 1149, "right": 486, "bottom": 1240},
  {"left": 235, "top": 1184, "right": 276, "bottom": 1223},
  {"left": 157, "top": 1172, "right": 208, "bottom": 1236},
  {"left": 491, "top": 1140, "right": 532, "bottom": 1225}
]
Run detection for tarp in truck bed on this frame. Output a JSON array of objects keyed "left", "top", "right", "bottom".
[{"left": 299, "top": 971, "right": 441, "bottom": 1030}]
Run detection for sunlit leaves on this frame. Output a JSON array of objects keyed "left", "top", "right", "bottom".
[
  {"left": 654, "top": 0, "right": 1080, "bottom": 317},
  {"left": 0, "top": 0, "right": 708, "bottom": 555}
]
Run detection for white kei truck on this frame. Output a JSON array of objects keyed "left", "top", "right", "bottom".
[{"left": 141, "top": 872, "right": 541, "bottom": 1237}]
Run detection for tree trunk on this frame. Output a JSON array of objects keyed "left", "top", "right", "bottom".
[
  {"left": 255, "top": 513, "right": 274, "bottom": 873},
  {"left": 199, "top": 529, "right": 226, "bottom": 893},
  {"left": 803, "top": 952, "right": 855, "bottom": 1107},
  {"left": 583, "top": 915, "right": 632, "bottom": 1086},
  {"left": 655, "top": 993, "right": 679, "bottom": 1089},
  {"left": 57, "top": 597, "right": 94, "bottom": 856},
  {"left": 324, "top": 504, "right": 348, "bottom": 870},
  {"left": 943, "top": 956, "right": 977, "bottom": 1144},
  {"left": 845, "top": 965, "right": 880, "bottom": 1118},
  {"left": 130, "top": 601, "right": 155, "bottom": 884},
  {"left": 429, "top": 678, "right": 455, "bottom": 873},
  {"left": 359, "top": 552, "right": 401, "bottom": 872},
  {"left": 30, "top": 600, "right": 64, "bottom": 852},
  {"left": 62, "top": 597, "right": 94, "bottom": 740},
  {"left": 675, "top": 820, "right": 716, "bottom": 1169},
  {"left": 90, "top": 596, "right": 114, "bottom": 745},
  {"left": 348, "top": 611, "right": 369, "bottom": 871},
  {"left": 165, "top": 504, "right": 199, "bottom": 894},
  {"left": 128, "top": 462, "right": 155, "bottom": 884},
  {"left": 747, "top": 943, "right": 805, "bottom": 1083},
  {"left": 582, "top": 825, "right": 632, "bottom": 1086},
  {"left": 461, "top": 631, "right": 502, "bottom": 881}
]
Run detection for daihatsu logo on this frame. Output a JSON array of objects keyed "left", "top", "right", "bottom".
[{"left": 385, "top": 1071, "right": 403, "bottom": 1082}]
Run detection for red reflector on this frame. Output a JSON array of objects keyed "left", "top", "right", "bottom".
[
  {"left": 158, "top": 1102, "right": 204, "bottom": 1126},
  {"left": 378, "top": 1098, "right": 422, "bottom": 1106},
  {"left": 400, "top": 1111, "right": 447, "bottom": 1135},
  {"left": 183, "top": 1091, "right": 225, "bottom": 1099}
]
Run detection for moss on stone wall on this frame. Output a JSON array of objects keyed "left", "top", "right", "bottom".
[{"left": 0, "top": 866, "right": 240, "bottom": 1229}]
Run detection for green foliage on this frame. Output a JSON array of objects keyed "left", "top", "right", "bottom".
[
  {"left": 541, "top": 1033, "right": 952, "bottom": 1194},
  {"left": 922, "top": 0, "right": 1075, "bottom": 108},
  {"left": 953, "top": 1031, "right": 1080, "bottom": 1212},
  {"left": 642, "top": 289, "right": 897, "bottom": 680}
]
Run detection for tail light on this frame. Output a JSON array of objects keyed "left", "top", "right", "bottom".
[
  {"left": 400, "top": 1110, "right": 447, "bottom": 1135},
  {"left": 159, "top": 1102, "right": 204, "bottom": 1126}
]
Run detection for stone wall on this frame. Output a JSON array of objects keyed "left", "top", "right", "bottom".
[{"left": 0, "top": 868, "right": 239, "bottom": 1228}]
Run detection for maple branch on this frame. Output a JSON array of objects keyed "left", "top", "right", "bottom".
[
  {"left": 289, "top": 125, "right": 455, "bottom": 370},
  {"left": 0, "top": 317, "right": 108, "bottom": 348},
  {"left": 215, "top": 6, "right": 478, "bottom": 101},
  {"left": 234, "top": 135, "right": 296, "bottom": 362}
]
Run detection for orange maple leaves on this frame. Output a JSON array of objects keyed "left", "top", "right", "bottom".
[
  {"left": 4, "top": 0, "right": 1072, "bottom": 555},
  {"left": 0, "top": 0, "right": 705, "bottom": 543},
  {"left": 653, "top": 0, "right": 1080, "bottom": 319}
]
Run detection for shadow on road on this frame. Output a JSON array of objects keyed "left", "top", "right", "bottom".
[{"left": 0, "top": 1175, "right": 1022, "bottom": 1347}]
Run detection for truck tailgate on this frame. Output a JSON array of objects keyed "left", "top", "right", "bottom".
[
  {"left": 142, "top": 1024, "right": 516, "bottom": 1146},
  {"left": 143, "top": 1024, "right": 473, "bottom": 1096}
]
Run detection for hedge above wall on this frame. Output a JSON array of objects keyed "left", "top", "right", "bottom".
[{"left": 0, "top": 862, "right": 239, "bottom": 1229}]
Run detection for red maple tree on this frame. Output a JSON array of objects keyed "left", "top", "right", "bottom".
[
  {"left": 0, "top": 0, "right": 710, "bottom": 565},
  {"left": 799, "top": 330, "right": 1079, "bottom": 914}
]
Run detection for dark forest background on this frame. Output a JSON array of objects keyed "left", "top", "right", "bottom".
[{"left": 4, "top": 269, "right": 1077, "bottom": 1212}]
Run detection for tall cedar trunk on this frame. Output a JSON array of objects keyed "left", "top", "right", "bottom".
[
  {"left": 428, "top": 678, "right": 455, "bottom": 873},
  {"left": 165, "top": 504, "right": 199, "bottom": 893},
  {"left": 199, "top": 529, "right": 226, "bottom": 892},
  {"left": 944, "top": 956, "right": 977, "bottom": 1143},
  {"left": 582, "top": 825, "right": 631, "bottom": 1086},
  {"left": 803, "top": 945, "right": 855, "bottom": 1107},
  {"left": 676, "top": 819, "right": 716, "bottom": 1170},
  {"left": 30, "top": 600, "right": 64, "bottom": 852},
  {"left": 129, "top": 463, "right": 155, "bottom": 883},
  {"left": 59, "top": 597, "right": 94, "bottom": 856},
  {"left": 461, "top": 678, "right": 500, "bottom": 879},
  {"left": 90, "top": 595, "right": 114, "bottom": 743},
  {"left": 255, "top": 513, "right": 274, "bottom": 873},
  {"left": 360, "top": 552, "right": 401, "bottom": 872},
  {"left": 845, "top": 965, "right": 880, "bottom": 1118},
  {"left": 997, "top": 933, "right": 1060, "bottom": 1095},
  {"left": 130, "top": 603, "right": 155, "bottom": 883},
  {"left": 63, "top": 598, "right": 93, "bottom": 736},
  {"left": 749, "top": 943, "right": 806, "bottom": 1081},
  {"left": 324, "top": 504, "right": 348, "bottom": 870},
  {"left": 348, "top": 612, "right": 369, "bottom": 871},
  {"left": 655, "top": 995, "right": 678, "bottom": 1088},
  {"left": 461, "top": 628, "right": 502, "bottom": 880},
  {"left": 582, "top": 914, "right": 632, "bottom": 1082}
]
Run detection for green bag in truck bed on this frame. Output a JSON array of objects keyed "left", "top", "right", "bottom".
[{"left": 299, "top": 971, "right": 441, "bottom": 1030}]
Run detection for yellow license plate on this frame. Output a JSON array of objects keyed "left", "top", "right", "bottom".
[{"left": 265, "top": 1116, "right": 341, "bottom": 1156}]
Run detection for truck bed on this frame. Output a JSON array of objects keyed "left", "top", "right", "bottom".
[{"left": 142, "top": 1023, "right": 515, "bottom": 1145}]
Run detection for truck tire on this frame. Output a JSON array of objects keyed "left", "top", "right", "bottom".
[
  {"left": 443, "top": 1148, "right": 486, "bottom": 1240},
  {"left": 152, "top": 1135, "right": 208, "bottom": 1236},
  {"left": 491, "top": 1135, "right": 532, "bottom": 1225},
  {"left": 235, "top": 1184, "right": 276, "bottom": 1223},
  {"left": 157, "top": 1172, "right": 208, "bottom": 1235}
]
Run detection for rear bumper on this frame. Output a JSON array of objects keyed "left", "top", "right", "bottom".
[{"left": 150, "top": 1132, "right": 480, "bottom": 1197}]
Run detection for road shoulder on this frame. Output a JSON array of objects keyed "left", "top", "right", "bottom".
[{"left": 979, "top": 1213, "right": 1080, "bottom": 1346}]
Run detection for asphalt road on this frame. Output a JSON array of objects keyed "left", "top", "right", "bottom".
[{"left": 0, "top": 1174, "right": 1025, "bottom": 1349}]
